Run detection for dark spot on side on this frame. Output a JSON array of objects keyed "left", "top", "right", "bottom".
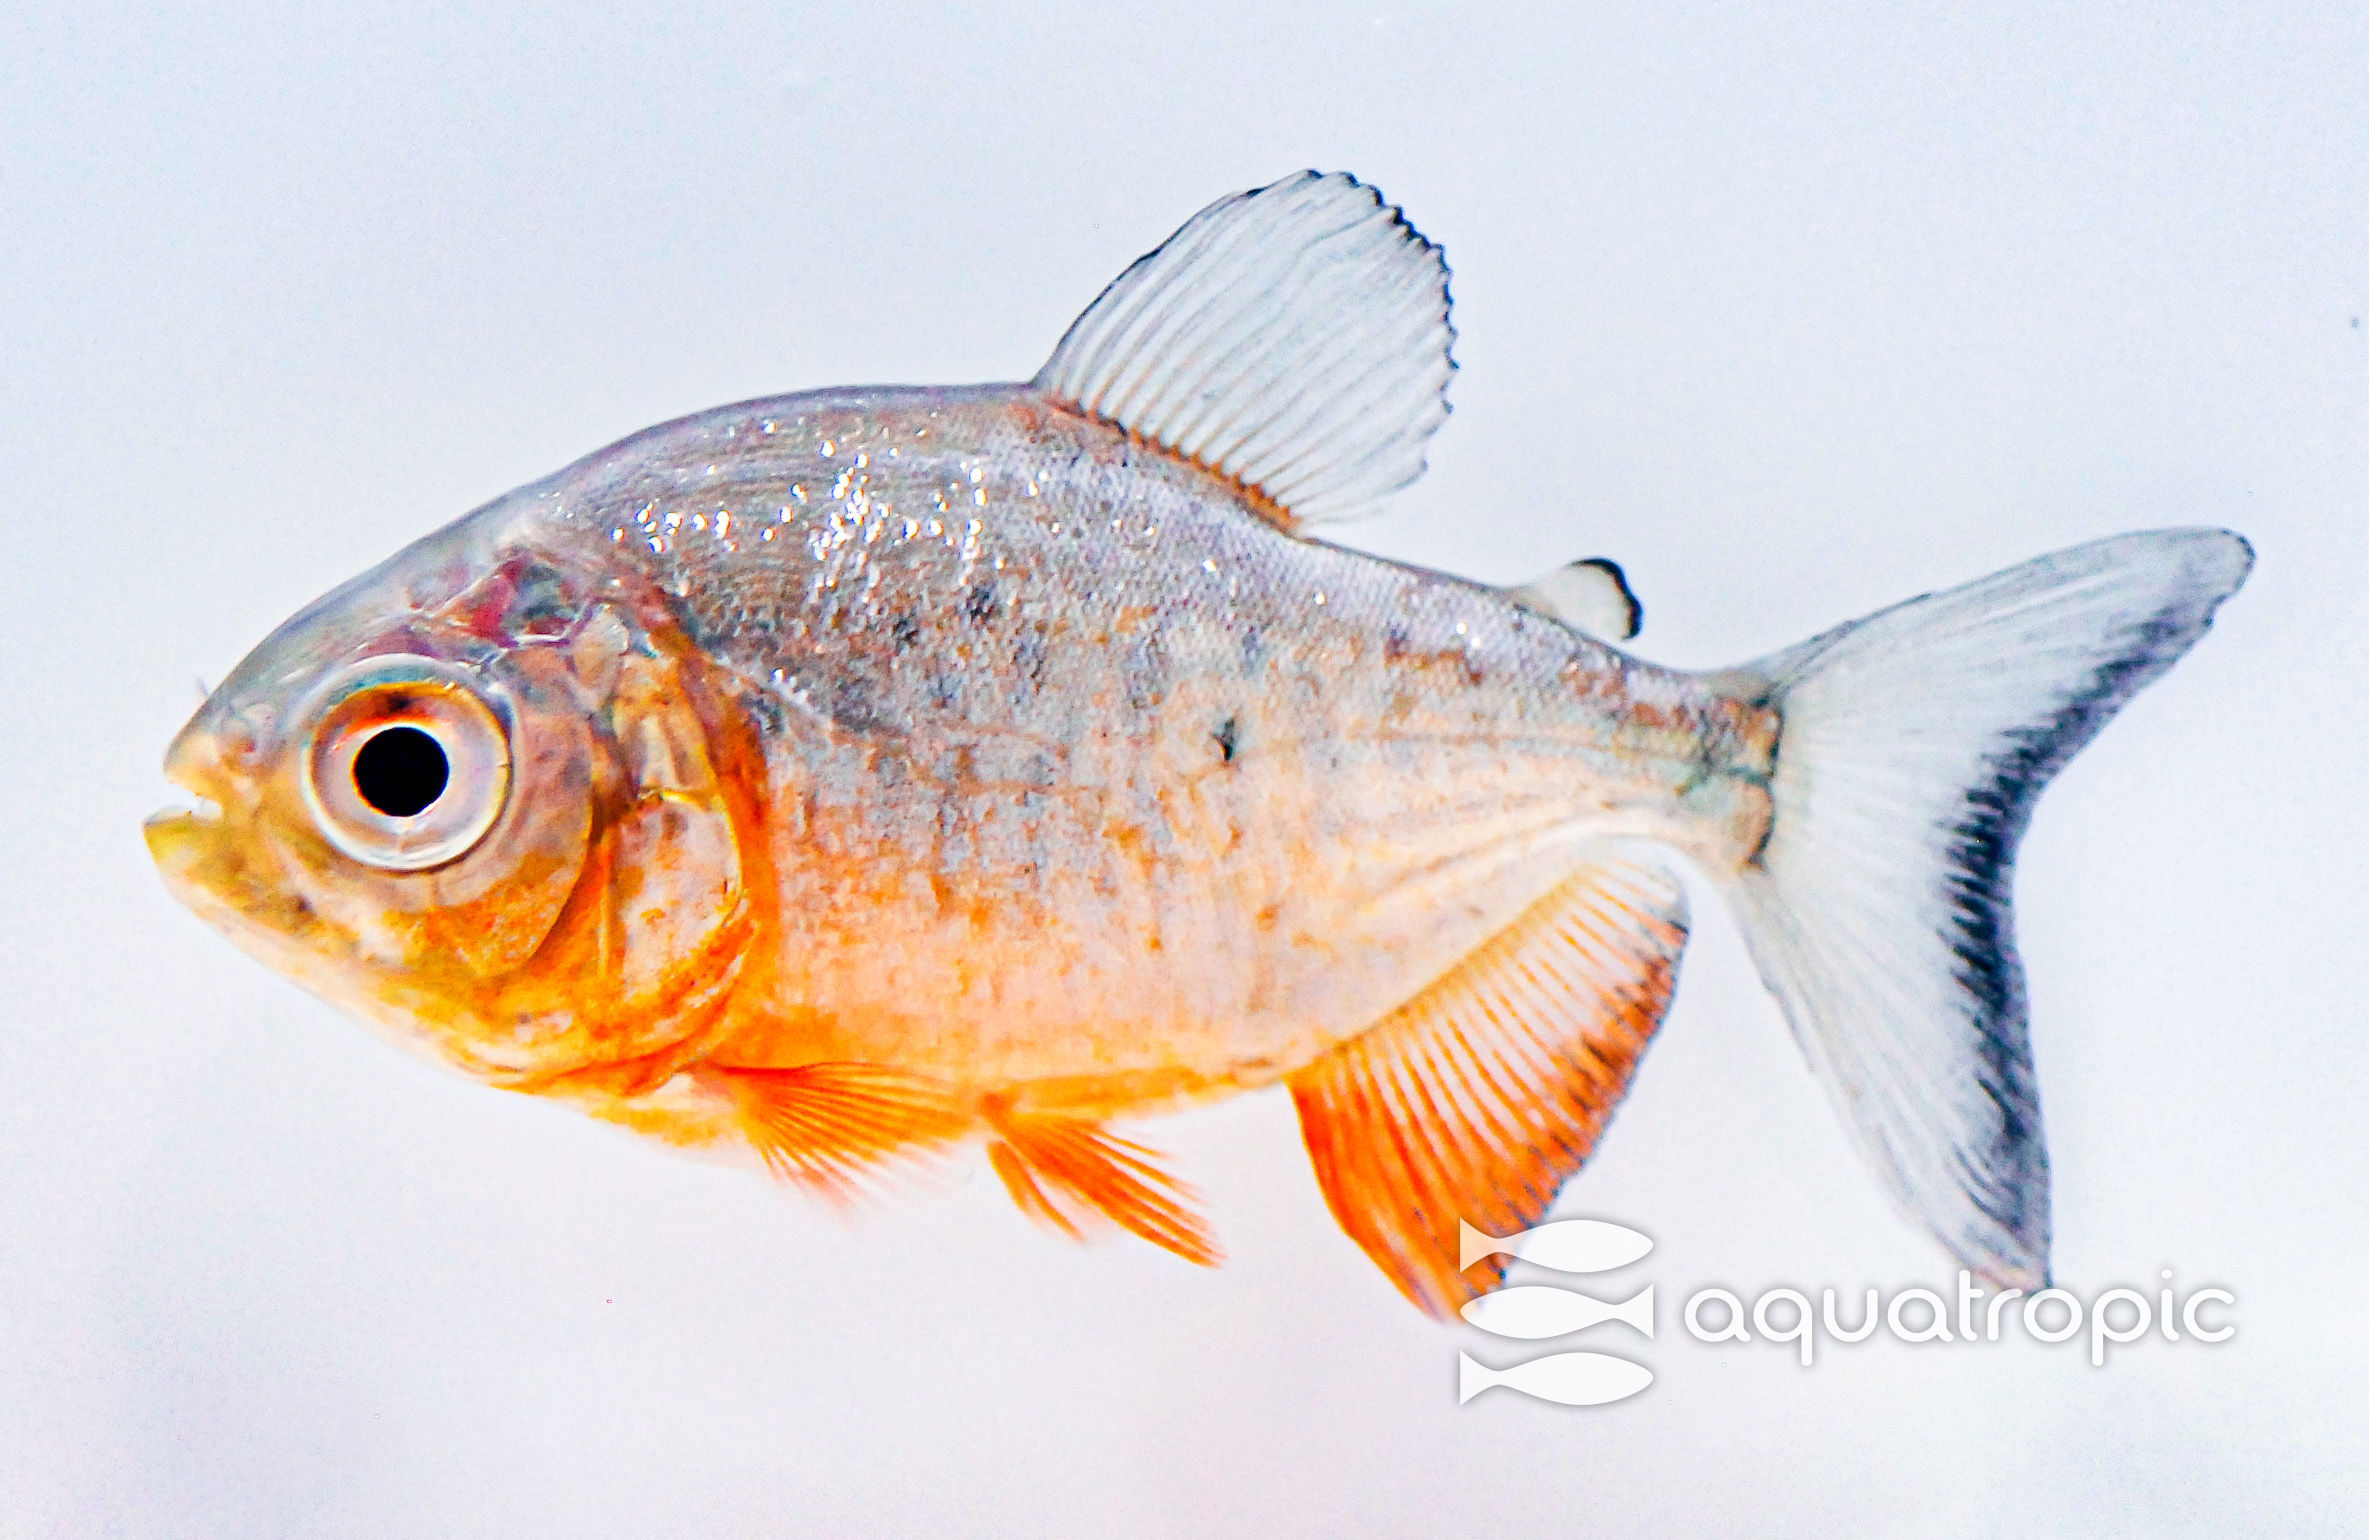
[
  {"left": 1239, "top": 624, "right": 1266, "bottom": 673},
  {"left": 1013, "top": 631, "right": 1047, "bottom": 692},
  {"left": 890, "top": 612, "right": 921, "bottom": 649},
  {"left": 740, "top": 689, "right": 789, "bottom": 737},
  {"left": 1123, "top": 634, "right": 1166, "bottom": 711},
  {"left": 965, "top": 583, "right": 1000, "bottom": 624},
  {"left": 1382, "top": 623, "right": 1411, "bottom": 662},
  {"left": 1214, "top": 716, "right": 1239, "bottom": 764},
  {"left": 830, "top": 677, "right": 878, "bottom": 731}
]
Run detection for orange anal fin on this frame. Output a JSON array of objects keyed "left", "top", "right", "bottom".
[
  {"left": 708, "top": 1063, "right": 975, "bottom": 1205},
  {"left": 984, "top": 1107, "right": 1221, "bottom": 1267},
  {"left": 1287, "top": 856, "right": 1689, "bottom": 1317}
]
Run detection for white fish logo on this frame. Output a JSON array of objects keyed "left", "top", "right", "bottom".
[
  {"left": 1461, "top": 1283, "right": 1655, "bottom": 1341},
  {"left": 1457, "top": 1350, "right": 1653, "bottom": 1407},
  {"left": 1458, "top": 1217, "right": 1653, "bottom": 1275}
]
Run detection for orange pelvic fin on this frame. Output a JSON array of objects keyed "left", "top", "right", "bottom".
[
  {"left": 1287, "top": 857, "right": 1688, "bottom": 1317},
  {"left": 984, "top": 1106, "right": 1221, "bottom": 1267},
  {"left": 710, "top": 1063, "right": 975, "bottom": 1204}
]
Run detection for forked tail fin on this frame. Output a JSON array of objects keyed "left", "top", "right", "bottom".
[{"left": 1710, "top": 528, "right": 2252, "bottom": 1286}]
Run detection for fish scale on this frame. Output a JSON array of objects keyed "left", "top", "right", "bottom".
[{"left": 515, "top": 385, "right": 1742, "bottom": 1098}]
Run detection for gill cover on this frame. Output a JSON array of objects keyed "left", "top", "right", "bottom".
[{"left": 507, "top": 598, "right": 765, "bottom": 1084}]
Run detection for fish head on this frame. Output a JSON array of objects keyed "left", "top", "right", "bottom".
[{"left": 147, "top": 507, "right": 764, "bottom": 1088}]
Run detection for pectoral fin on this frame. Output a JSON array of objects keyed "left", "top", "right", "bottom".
[
  {"left": 1288, "top": 857, "right": 1688, "bottom": 1316},
  {"left": 709, "top": 1063, "right": 975, "bottom": 1203},
  {"left": 984, "top": 1105, "right": 1221, "bottom": 1267}
]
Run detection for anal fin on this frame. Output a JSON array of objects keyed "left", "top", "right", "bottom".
[
  {"left": 1288, "top": 857, "right": 1688, "bottom": 1316},
  {"left": 708, "top": 1063, "right": 975, "bottom": 1203},
  {"left": 984, "top": 1105, "right": 1221, "bottom": 1267}
]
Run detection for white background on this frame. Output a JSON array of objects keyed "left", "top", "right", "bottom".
[{"left": 5, "top": 3, "right": 2365, "bottom": 1534}]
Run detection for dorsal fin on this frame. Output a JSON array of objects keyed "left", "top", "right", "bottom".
[
  {"left": 1507, "top": 558, "right": 1643, "bottom": 641},
  {"left": 1034, "top": 170, "right": 1455, "bottom": 528}
]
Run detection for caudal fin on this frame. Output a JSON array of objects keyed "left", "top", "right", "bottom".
[{"left": 1712, "top": 528, "right": 2252, "bottom": 1287}]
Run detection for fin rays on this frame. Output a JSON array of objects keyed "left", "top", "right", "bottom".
[
  {"left": 985, "top": 1106, "right": 1221, "bottom": 1267},
  {"left": 1036, "top": 170, "right": 1454, "bottom": 527},
  {"left": 1714, "top": 527, "right": 2253, "bottom": 1287},
  {"left": 714, "top": 1063, "right": 973, "bottom": 1202},
  {"left": 1289, "top": 858, "right": 1688, "bottom": 1317},
  {"left": 718, "top": 1065, "right": 1219, "bottom": 1266}
]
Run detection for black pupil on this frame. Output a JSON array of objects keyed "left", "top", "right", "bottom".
[{"left": 352, "top": 726, "right": 450, "bottom": 818}]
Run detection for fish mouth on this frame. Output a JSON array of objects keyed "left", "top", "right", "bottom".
[
  {"left": 145, "top": 764, "right": 285, "bottom": 957},
  {"left": 146, "top": 724, "right": 238, "bottom": 880},
  {"left": 143, "top": 797, "right": 221, "bottom": 850},
  {"left": 144, "top": 800, "right": 225, "bottom": 892}
]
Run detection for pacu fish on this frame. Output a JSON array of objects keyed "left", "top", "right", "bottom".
[{"left": 147, "top": 172, "right": 2252, "bottom": 1315}]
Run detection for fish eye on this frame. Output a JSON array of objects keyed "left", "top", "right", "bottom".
[
  {"left": 300, "top": 660, "right": 511, "bottom": 871},
  {"left": 351, "top": 725, "right": 449, "bottom": 817}
]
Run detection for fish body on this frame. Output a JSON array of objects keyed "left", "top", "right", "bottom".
[
  {"left": 491, "top": 386, "right": 1759, "bottom": 1099},
  {"left": 150, "top": 173, "right": 2251, "bottom": 1315}
]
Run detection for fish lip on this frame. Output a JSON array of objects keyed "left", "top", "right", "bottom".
[
  {"left": 143, "top": 798, "right": 222, "bottom": 832},
  {"left": 142, "top": 798, "right": 222, "bottom": 871}
]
